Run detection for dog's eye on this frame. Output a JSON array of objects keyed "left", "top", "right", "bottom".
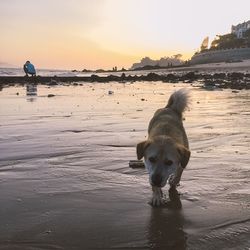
[
  {"left": 149, "top": 156, "right": 157, "bottom": 163},
  {"left": 164, "top": 160, "right": 173, "bottom": 166}
]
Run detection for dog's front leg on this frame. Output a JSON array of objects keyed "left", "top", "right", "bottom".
[{"left": 150, "top": 186, "right": 163, "bottom": 206}]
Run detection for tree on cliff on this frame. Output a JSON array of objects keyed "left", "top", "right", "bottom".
[{"left": 210, "top": 33, "right": 247, "bottom": 50}]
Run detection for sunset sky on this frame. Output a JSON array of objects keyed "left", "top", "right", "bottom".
[{"left": 0, "top": 0, "right": 250, "bottom": 70}]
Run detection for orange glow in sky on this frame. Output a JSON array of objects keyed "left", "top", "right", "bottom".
[{"left": 0, "top": 0, "right": 249, "bottom": 70}]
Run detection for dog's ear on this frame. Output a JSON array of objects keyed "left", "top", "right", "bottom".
[
  {"left": 136, "top": 140, "right": 150, "bottom": 160},
  {"left": 177, "top": 145, "right": 190, "bottom": 168}
]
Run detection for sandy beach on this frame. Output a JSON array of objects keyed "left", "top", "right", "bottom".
[{"left": 0, "top": 82, "right": 249, "bottom": 249}]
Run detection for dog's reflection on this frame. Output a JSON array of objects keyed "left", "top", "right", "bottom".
[
  {"left": 26, "top": 84, "right": 37, "bottom": 102},
  {"left": 147, "top": 189, "right": 187, "bottom": 249}
]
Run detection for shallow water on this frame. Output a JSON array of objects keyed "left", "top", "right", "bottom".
[{"left": 0, "top": 82, "right": 249, "bottom": 249}]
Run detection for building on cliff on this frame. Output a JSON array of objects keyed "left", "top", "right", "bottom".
[{"left": 231, "top": 20, "right": 250, "bottom": 38}]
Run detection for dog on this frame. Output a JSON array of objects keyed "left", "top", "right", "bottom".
[{"left": 136, "top": 89, "right": 190, "bottom": 206}]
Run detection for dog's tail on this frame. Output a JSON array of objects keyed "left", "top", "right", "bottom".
[{"left": 166, "top": 89, "right": 190, "bottom": 115}]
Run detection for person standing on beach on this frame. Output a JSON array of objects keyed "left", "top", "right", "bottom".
[{"left": 23, "top": 61, "right": 36, "bottom": 77}]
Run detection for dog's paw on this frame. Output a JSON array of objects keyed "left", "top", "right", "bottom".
[{"left": 149, "top": 194, "right": 163, "bottom": 207}]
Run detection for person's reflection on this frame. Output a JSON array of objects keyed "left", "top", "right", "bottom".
[
  {"left": 26, "top": 83, "right": 37, "bottom": 102},
  {"left": 147, "top": 189, "right": 187, "bottom": 249}
]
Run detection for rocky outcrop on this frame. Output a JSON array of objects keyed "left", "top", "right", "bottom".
[
  {"left": 190, "top": 48, "right": 250, "bottom": 65},
  {"left": 0, "top": 72, "right": 249, "bottom": 90}
]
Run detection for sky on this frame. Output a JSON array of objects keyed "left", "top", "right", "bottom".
[{"left": 0, "top": 0, "right": 250, "bottom": 70}]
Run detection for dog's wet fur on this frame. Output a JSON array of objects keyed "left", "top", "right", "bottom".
[{"left": 137, "top": 89, "right": 190, "bottom": 206}]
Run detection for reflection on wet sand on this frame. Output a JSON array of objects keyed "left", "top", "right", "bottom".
[
  {"left": 26, "top": 83, "right": 37, "bottom": 102},
  {"left": 147, "top": 189, "right": 187, "bottom": 249}
]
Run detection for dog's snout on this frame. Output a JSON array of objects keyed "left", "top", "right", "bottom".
[{"left": 151, "top": 174, "right": 162, "bottom": 187}]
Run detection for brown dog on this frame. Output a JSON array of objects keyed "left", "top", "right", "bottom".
[{"left": 136, "top": 89, "right": 190, "bottom": 206}]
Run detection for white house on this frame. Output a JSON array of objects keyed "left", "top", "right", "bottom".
[{"left": 231, "top": 20, "right": 250, "bottom": 38}]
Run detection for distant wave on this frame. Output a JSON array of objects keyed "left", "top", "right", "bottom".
[{"left": 0, "top": 68, "right": 21, "bottom": 76}]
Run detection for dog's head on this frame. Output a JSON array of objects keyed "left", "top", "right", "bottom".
[{"left": 136, "top": 136, "right": 190, "bottom": 187}]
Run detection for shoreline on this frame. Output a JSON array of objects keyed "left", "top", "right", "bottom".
[{"left": 0, "top": 71, "right": 250, "bottom": 90}]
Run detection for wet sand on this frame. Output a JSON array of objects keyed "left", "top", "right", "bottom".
[{"left": 0, "top": 82, "right": 249, "bottom": 249}]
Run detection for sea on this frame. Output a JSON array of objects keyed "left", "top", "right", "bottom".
[
  {"left": 0, "top": 67, "right": 97, "bottom": 77},
  {"left": 0, "top": 67, "right": 181, "bottom": 77}
]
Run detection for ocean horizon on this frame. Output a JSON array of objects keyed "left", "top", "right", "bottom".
[
  {"left": 0, "top": 67, "right": 154, "bottom": 77},
  {"left": 0, "top": 67, "right": 93, "bottom": 77}
]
